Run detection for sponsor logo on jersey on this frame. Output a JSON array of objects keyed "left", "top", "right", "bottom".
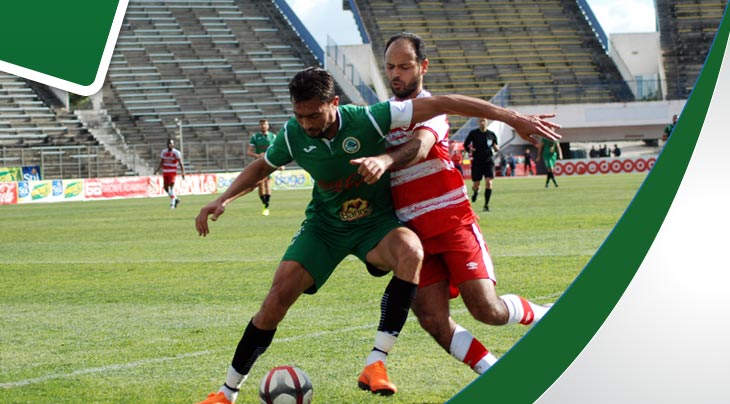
[
  {"left": 303, "top": 145, "right": 317, "bottom": 153},
  {"left": 317, "top": 172, "right": 364, "bottom": 193},
  {"left": 339, "top": 198, "right": 372, "bottom": 221},
  {"left": 342, "top": 137, "right": 361, "bottom": 154}
]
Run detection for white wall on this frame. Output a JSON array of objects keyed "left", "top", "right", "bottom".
[
  {"left": 609, "top": 33, "right": 662, "bottom": 99},
  {"left": 610, "top": 33, "right": 661, "bottom": 75}
]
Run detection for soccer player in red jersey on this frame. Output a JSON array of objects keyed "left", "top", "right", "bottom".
[
  {"left": 357, "top": 32, "right": 553, "bottom": 374},
  {"left": 156, "top": 139, "right": 185, "bottom": 208}
]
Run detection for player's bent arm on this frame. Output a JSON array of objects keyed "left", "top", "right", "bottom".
[
  {"left": 407, "top": 95, "right": 561, "bottom": 144},
  {"left": 392, "top": 129, "right": 437, "bottom": 169},
  {"left": 351, "top": 129, "right": 436, "bottom": 184}
]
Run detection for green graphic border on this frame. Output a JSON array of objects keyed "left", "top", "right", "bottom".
[
  {"left": 0, "top": 1, "right": 126, "bottom": 95},
  {"left": 449, "top": 9, "right": 729, "bottom": 404}
]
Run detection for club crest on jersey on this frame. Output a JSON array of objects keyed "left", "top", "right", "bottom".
[
  {"left": 342, "top": 137, "right": 361, "bottom": 154},
  {"left": 339, "top": 198, "right": 372, "bottom": 221}
]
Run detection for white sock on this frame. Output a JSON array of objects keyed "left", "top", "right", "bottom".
[
  {"left": 501, "top": 294, "right": 548, "bottom": 325},
  {"left": 472, "top": 353, "right": 499, "bottom": 375},
  {"left": 219, "top": 366, "right": 247, "bottom": 402},
  {"left": 366, "top": 331, "right": 396, "bottom": 365},
  {"left": 450, "top": 325, "right": 498, "bottom": 374}
]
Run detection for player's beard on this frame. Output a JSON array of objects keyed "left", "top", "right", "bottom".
[
  {"left": 390, "top": 76, "right": 420, "bottom": 100},
  {"left": 306, "top": 121, "right": 332, "bottom": 139}
]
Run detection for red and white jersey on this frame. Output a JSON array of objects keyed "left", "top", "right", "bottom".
[
  {"left": 386, "top": 90, "right": 477, "bottom": 240},
  {"left": 160, "top": 148, "right": 182, "bottom": 174}
]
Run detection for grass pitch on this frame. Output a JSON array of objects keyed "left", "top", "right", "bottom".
[{"left": 0, "top": 173, "right": 644, "bottom": 404}]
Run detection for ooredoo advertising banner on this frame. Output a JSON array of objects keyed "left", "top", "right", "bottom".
[{"left": 555, "top": 156, "right": 657, "bottom": 176}]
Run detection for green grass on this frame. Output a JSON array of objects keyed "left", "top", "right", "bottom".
[{"left": 0, "top": 173, "right": 644, "bottom": 404}]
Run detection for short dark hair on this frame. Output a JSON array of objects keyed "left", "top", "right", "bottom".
[
  {"left": 385, "top": 32, "right": 427, "bottom": 63},
  {"left": 289, "top": 67, "right": 336, "bottom": 104}
]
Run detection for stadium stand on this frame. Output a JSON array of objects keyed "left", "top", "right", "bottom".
[
  {"left": 101, "top": 0, "right": 321, "bottom": 173},
  {"left": 6, "top": 0, "right": 725, "bottom": 180},
  {"left": 0, "top": 73, "right": 131, "bottom": 179},
  {"left": 353, "top": 0, "right": 633, "bottom": 128},
  {"left": 656, "top": 0, "right": 728, "bottom": 100}
]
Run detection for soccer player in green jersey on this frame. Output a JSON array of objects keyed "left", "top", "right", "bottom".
[
  {"left": 194, "top": 67, "right": 560, "bottom": 404},
  {"left": 247, "top": 119, "right": 277, "bottom": 216},
  {"left": 537, "top": 136, "right": 563, "bottom": 188},
  {"left": 662, "top": 114, "right": 678, "bottom": 142}
]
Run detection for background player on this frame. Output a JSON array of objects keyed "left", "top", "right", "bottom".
[
  {"left": 247, "top": 119, "right": 276, "bottom": 216},
  {"left": 537, "top": 136, "right": 563, "bottom": 188},
  {"left": 156, "top": 138, "right": 185, "bottom": 209},
  {"left": 464, "top": 117, "right": 499, "bottom": 211},
  {"left": 356, "top": 32, "right": 552, "bottom": 375},
  {"left": 662, "top": 114, "right": 678, "bottom": 142}
]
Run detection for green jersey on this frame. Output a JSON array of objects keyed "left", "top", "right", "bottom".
[
  {"left": 541, "top": 137, "right": 559, "bottom": 158},
  {"left": 266, "top": 102, "right": 406, "bottom": 228},
  {"left": 541, "top": 137, "right": 560, "bottom": 169},
  {"left": 250, "top": 131, "right": 276, "bottom": 154}
]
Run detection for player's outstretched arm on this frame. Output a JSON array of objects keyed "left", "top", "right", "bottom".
[
  {"left": 410, "top": 95, "right": 561, "bottom": 145},
  {"left": 195, "top": 158, "right": 276, "bottom": 236}
]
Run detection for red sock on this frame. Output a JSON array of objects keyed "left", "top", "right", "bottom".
[
  {"left": 519, "top": 296, "right": 535, "bottom": 325},
  {"left": 463, "top": 338, "right": 489, "bottom": 370}
]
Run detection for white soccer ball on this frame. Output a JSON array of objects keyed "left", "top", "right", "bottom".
[{"left": 259, "top": 365, "right": 314, "bottom": 404}]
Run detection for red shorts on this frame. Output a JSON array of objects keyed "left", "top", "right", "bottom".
[
  {"left": 419, "top": 223, "right": 496, "bottom": 295},
  {"left": 163, "top": 173, "right": 177, "bottom": 188}
]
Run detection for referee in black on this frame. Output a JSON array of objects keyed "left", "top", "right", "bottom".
[{"left": 464, "top": 118, "right": 499, "bottom": 212}]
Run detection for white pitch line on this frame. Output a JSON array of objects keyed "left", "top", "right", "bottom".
[
  {"left": 1, "top": 293, "right": 560, "bottom": 389},
  {"left": 0, "top": 350, "right": 215, "bottom": 389},
  {"left": 0, "top": 323, "right": 377, "bottom": 389}
]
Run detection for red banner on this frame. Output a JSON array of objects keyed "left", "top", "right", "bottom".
[
  {"left": 147, "top": 174, "right": 218, "bottom": 197},
  {"left": 554, "top": 157, "right": 657, "bottom": 176},
  {"left": 0, "top": 182, "right": 17, "bottom": 205},
  {"left": 84, "top": 177, "right": 150, "bottom": 199}
]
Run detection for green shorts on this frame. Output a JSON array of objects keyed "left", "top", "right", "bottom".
[
  {"left": 282, "top": 214, "right": 403, "bottom": 294},
  {"left": 543, "top": 154, "right": 557, "bottom": 169}
]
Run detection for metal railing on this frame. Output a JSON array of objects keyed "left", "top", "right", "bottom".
[
  {"left": 0, "top": 145, "right": 133, "bottom": 180},
  {"left": 0, "top": 141, "right": 251, "bottom": 180}
]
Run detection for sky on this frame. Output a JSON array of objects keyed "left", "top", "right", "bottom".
[{"left": 284, "top": 0, "right": 658, "bottom": 48}]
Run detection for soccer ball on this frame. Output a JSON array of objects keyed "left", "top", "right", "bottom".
[{"left": 259, "top": 365, "right": 313, "bottom": 404}]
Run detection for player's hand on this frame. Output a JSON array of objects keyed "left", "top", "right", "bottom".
[
  {"left": 511, "top": 114, "right": 561, "bottom": 145},
  {"left": 350, "top": 156, "right": 390, "bottom": 184},
  {"left": 195, "top": 200, "right": 225, "bottom": 237}
]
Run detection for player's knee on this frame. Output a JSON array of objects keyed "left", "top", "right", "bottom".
[
  {"left": 414, "top": 309, "right": 446, "bottom": 339},
  {"left": 468, "top": 301, "right": 508, "bottom": 325},
  {"left": 258, "top": 290, "right": 296, "bottom": 328},
  {"left": 393, "top": 234, "right": 423, "bottom": 282}
]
